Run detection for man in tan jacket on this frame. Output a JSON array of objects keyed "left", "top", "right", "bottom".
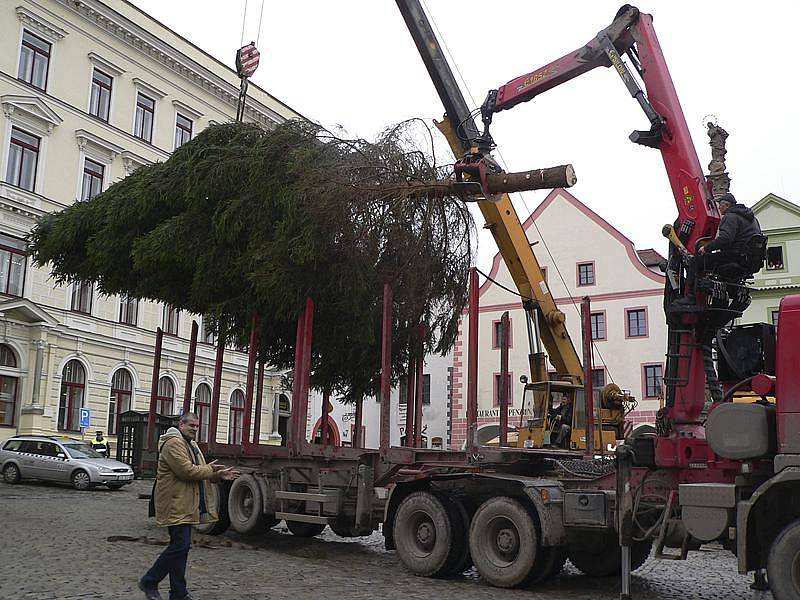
[{"left": 139, "top": 412, "right": 238, "bottom": 600}]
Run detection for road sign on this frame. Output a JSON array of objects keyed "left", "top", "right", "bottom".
[
  {"left": 236, "top": 42, "right": 260, "bottom": 78},
  {"left": 79, "top": 408, "right": 91, "bottom": 429}
]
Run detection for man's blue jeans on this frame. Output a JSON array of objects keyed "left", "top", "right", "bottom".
[{"left": 141, "top": 524, "right": 192, "bottom": 598}]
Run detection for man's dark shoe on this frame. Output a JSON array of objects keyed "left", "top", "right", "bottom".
[
  {"left": 138, "top": 579, "right": 163, "bottom": 600},
  {"left": 170, "top": 595, "right": 195, "bottom": 600}
]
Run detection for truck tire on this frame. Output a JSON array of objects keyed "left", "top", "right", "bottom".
[
  {"left": 767, "top": 518, "right": 800, "bottom": 600},
  {"left": 435, "top": 493, "right": 473, "bottom": 576},
  {"left": 568, "top": 532, "right": 651, "bottom": 577},
  {"left": 286, "top": 521, "right": 326, "bottom": 537},
  {"left": 195, "top": 482, "right": 231, "bottom": 535},
  {"left": 527, "top": 545, "right": 567, "bottom": 585},
  {"left": 228, "top": 474, "right": 265, "bottom": 535},
  {"left": 393, "top": 491, "right": 457, "bottom": 577},
  {"left": 468, "top": 496, "right": 539, "bottom": 588}
]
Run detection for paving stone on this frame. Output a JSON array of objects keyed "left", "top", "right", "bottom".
[{"left": 0, "top": 479, "right": 771, "bottom": 599}]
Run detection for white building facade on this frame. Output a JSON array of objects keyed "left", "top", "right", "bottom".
[
  {"left": 0, "top": 0, "right": 302, "bottom": 446},
  {"left": 450, "top": 189, "right": 669, "bottom": 449},
  {"left": 306, "top": 349, "right": 454, "bottom": 450}
]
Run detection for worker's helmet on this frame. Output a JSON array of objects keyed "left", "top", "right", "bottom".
[{"left": 96, "top": 431, "right": 103, "bottom": 436}]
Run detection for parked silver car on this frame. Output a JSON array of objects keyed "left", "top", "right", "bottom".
[{"left": 0, "top": 435, "right": 134, "bottom": 490}]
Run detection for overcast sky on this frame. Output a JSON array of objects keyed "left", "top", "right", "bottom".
[{"left": 130, "top": 0, "right": 799, "bottom": 272}]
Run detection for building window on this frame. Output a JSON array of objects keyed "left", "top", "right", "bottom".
[
  {"left": 81, "top": 158, "right": 104, "bottom": 201},
  {"left": 771, "top": 309, "right": 780, "bottom": 328},
  {"left": 626, "top": 308, "right": 648, "bottom": 338},
  {"left": 58, "top": 360, "right": 85, "bottom": 431},
  {"left": 229, "top": 389, "right": 245, "bottom": 444},
  {"left": 156, "top": 377, "right": 174, "bottom": 415},
  {"left": 163, "top": 304, "right": 179, "bottom": 335},
  {"left": 0, "top": 345, "right": 18, "bottom": 427},
  {"left": 493, "top": 372, "right": 513, "bottom": 407},
  {"left": 89, "top": 69, "right": 113, "bottom": 121},
  {"left": 399, "top": 375, "right": 430, "bottom": 406},
  {"left": 108, "top": 368, "right": 133, "bottom": 435},
  {"left": 194, "top": 383, "right": 211, "bottom": 443},
  {"left": 590, "top": 312, "right": 606, "bottom": 340},
  {"left": 577, "top": 262, "right": 595, "bottom": 286},
  {"left": 134, "top": 93, "right": 155, "bottom": 142},
  {"left": 492, "top": 319, "right": 513, "bottom": 349},
  {"left": 0, "top": 244, "right": 26, "bottom": 297},
  {"left": 174, "top": 113, "right": 192, "bottom": 149},
  {"left": 643, "top": 364, "right": 663, "bottom": 399},
  {"left": 18, "top": 30, "right": 50, "bottom": 91},
  {"left": 71, "top": 281, "right": 93, "bottom": 314},
  {"left": 119, "top": 295, "right": 138, "bottom": 326},
  {"left": 591, "top": 368, "right": 606, "bottom": 389},
  {"left": 766, "top": 246, "right": 784, "bottom": 271},
  {"left": 6, "top": 127, "right": 40, "bottom": 192}
]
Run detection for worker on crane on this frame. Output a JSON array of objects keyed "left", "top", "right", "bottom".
[
  {"left": 697, "top": 193, "right": 763, "bottom": 265},
  {"left": 676, "top": 192, "right": 764, "bottom": 306}
]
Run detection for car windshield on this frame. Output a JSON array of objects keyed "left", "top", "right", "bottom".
[{"left": 64, "top": 443, "right": 103, "bottom": 459}]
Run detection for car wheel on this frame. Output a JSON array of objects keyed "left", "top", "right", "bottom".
[
  {"left": 71, "top": 469, "right": 91, "bottom": 491},
  {"left": 3, "top": 463, "right": 21, "bottom": 484}
]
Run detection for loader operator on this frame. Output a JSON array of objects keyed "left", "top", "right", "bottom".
[{"left": 549, "top": 396, "right": 573, "bottom": 449}]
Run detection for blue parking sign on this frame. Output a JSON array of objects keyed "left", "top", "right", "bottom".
[{"left": 79, "top": 407, "right": 91, "bottom": 429}]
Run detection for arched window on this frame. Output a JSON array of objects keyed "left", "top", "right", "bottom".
[
  {"left": 59, "top": 360, "right": 85, "bottom": 431},
  {"left": 228, "top": 389, "right": 244, "bottom": 444},
  {"left": 108, "top": 369, "right": 133, "bottom": 435},
  {"left": 157, "top": 377, "right": 174, "bottom": 415},
  {"left": 194, "top": 383, "right": 211, "bottom": 443},
  {"left": 0, "top": 344, "right": 18, "bottom": 427}
]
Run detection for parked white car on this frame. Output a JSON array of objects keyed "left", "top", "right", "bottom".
[{"left": 0, "top": 435, "right": 134, "bottom": 490}]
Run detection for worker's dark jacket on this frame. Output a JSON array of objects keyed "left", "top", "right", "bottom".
[{"left": 703, "top": 205, "right": 762, "bottom": 254}]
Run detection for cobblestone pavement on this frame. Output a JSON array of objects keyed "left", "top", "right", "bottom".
[{"left": 0, "top": 479, "right": 775, "bottom": 600}]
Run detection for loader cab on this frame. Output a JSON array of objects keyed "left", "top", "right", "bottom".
[{"left": 517, "top": 378, "right": 624, "bottom": 451}]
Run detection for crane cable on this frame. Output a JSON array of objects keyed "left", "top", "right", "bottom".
[
  {"left": 240, "top": 0, "right": 266, "bottom": 48},
  {"left": 421, "top": 1, "right": 617, "bottom": 384}
]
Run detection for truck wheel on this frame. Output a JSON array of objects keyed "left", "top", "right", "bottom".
[
  {"left": 393, "top": 491, "right": 457, "bottom": 577},
  {"left": 330, "top": 518, "right": 358, "bottom": 538},
  {"left": 468, "top": 496, "right": 539, "bottom": 588},
  {"left": 435, "top": 493, "right": 473, "bottom": 576},
  {"left": 3, "top": 463, "right": 21, "bottom": 484},
  {"left": 527, "top": 545, "right": 567, "bottom": 585},
  {"left": 767, "top": 518, "right": 800, "bottom": 600},
  {"left": 287, "top": 521, "right": 326, "bottom": 537},
  {"left": 195, "top": 482, "right": 231, "bottom": 535},
  {"left": 228, "top": 474, "right": 265, "bottom": 535},
  {"left": 568, "top": 532, "right": 651, "bottom": 577}
]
